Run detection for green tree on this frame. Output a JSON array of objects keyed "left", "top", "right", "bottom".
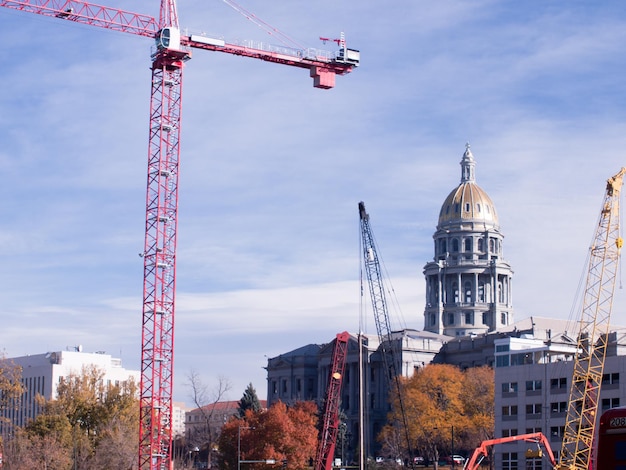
[
  {"left": 238, "top": 383, "right": 262, "bottom": 418},
  {"left": 218, "top": 400, "right": 319, "bottom": 470}
]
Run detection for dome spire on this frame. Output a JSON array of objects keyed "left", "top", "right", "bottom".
[{"left": 460, "top": 142, "right": 476, "bottom": 183}]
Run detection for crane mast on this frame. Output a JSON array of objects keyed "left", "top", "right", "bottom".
[
  {"left": 556, "top": 168, "right": 625, "bottom": 470},
  {"left": 1, "top": 1, "right": 358, "bottom": 469},
  {"left": 358, "top": 202, "right": 413, "bottom": 462},
  {"left": 314, "top": 332, "right": 350, "bottom": 470}
]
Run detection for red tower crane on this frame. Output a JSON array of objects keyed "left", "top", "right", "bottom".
[
  {"left": 314, "top": 331, "right": 350, "bottom": 470},
  {"left": 0, "top": 2, "right": 359, "bottom": 469}
]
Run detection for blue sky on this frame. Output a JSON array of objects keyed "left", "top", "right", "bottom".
[{"left": 2, "top": 1, "right": 626, "bottom": 405}]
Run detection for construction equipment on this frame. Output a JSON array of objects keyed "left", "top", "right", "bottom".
[
  {"left": 314, "top": 331, "right": 350, "bottom": 470},
  {"left": 1, "top": 2, "right": 358, "bottom": 469},
  {"left": 464, "top": 432, "right": 556, "bottom": 470},
  {"left": 358, "top": 202, "right": 413, "bottom": 462},
  {"left": 556, "top": 168, "right": 625, "bottom": 470}
]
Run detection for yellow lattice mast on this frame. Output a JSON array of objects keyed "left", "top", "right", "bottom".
[{"left": 556, "top": 168, "right": 625, "bottom": 470}]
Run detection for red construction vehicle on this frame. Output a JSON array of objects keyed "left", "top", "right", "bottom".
[{"left": 464, "top": 432, "right": 556, "bottom": 470}]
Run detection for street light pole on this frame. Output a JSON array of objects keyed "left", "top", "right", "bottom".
[
  {"left": 238, "top": 425, "right": 254, "bottom": 470},
  {"left": 451, "top": 426, "right": 454, "bottom": 469}
]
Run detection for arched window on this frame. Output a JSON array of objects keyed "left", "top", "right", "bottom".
[
  {"left": 440, "top": 239, "right": 447, "bottom": 254},
  {"left": 478, "top": 282, "right": 485, "bottom": 302},
  {"left": 478, "top": 238, "right": 484, "bottom": 252},
  {"left": 464, "top": 281, "right": 472, "bottom": 303},
  {"left": 451, "top": 281, "right": 459, "bottom": 303},
  {"left": 452, "top": 239, "right": 459, "bottom": 252},
  {"left": 464, "top": 238, "right": 472, "bottom": 252}
]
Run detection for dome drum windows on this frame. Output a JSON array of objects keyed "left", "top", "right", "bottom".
[
  {"left": 464, "top": 237, "right": 472, "bottom": 252},
  {"left": 464, "top": 281, "right": 472, "bottom": 303}
]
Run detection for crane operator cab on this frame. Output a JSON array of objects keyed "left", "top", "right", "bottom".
[
  {"left": 154, "top": 27, "right": 191, "bottom": 63},
  {"left": 156, "top": 27, "right": 182, "bottom": 51}
]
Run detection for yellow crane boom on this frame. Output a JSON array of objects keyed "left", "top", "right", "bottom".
[{"left": 557, "top": 167, "right": 625, "bottom": 470}]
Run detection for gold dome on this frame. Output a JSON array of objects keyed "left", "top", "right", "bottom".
[{"left": 437, "top": 145, "right": 499, "bottom": 228}]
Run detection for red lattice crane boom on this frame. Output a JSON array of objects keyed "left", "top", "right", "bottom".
[
  {"left": 1, "top": 2, "right": 358, "bottom": 469},
  {"left": 314, "top": 331, "right": 350, "bottom": 470}
]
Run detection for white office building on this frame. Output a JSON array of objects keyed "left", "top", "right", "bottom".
[
  {"left": 493, "top": 317, "right": 626, "bottom": 469},
  {"left": 2, "top": 348, "right": 139, "bottom": 431}
]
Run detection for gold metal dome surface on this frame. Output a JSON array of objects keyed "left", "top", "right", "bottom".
[{"left": 437, "top": 145, "right": 499, "bottom": 228}]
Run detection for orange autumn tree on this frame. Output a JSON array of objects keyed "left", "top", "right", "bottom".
[
  {"left": 380, "top": 364, "right": 494, "bottom": 463},
  {"left": 218, "top": 400, "right": 318, "bottom": 470}
]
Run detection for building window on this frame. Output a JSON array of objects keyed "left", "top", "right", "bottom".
[
  {"left": 502, "top": 382, "right": 518, "bottom": 394},
  {"left": 272, "top": 381, "right": 277, "bottom": 395},
  {"left": 526, "top": 380, "right": 542, "bottom": 392},
  {"left": 282, "top": 379, "right": 287, "bottom": 394},
  {"left": 526, "top": 427, "right": 542, "bottom": 434},
  {"left": 501, "top": 312, "right": 507, "bottom": 324},
  {"left": 452, "top": 238, "right": 459, "bottom": 252},
  {"left": 526, "top": 403, "right": 542, "bottom": 416},
  {"left": 496, "top": 344, "right": 510, "bottom": 353},
  {"left": 448, "top": 313, "right": 454, "bottom": 325},
  {"left": 464, "top": 238, "right": 472, "bottom": 251},
  {"left": 296, "top": 378, "right": 301, "bottom": 393},
  {"left": 502, "top": 405, "right": 518, "bottom": 417},
  {"left": 602, "top": 397, "right": 620, "bottom": 411},
  {"left": 464, "top": 282, "right": 472, "bottom": 303},
  {"left": 502, "top": 452, "right": 518, "bottom": 470},
  {"left": 496, "top": 355, "right": 510, "bottom": 367},
  {"left": 464, "top": 311, "right": 473, "bottom": 324},
  {"left": 502, "top": 429, "right": 518, "bottom": 438},
  {"left": 602, "top": 373, "right": 619, "bottom": 385},
  {"left": 551, "top": 378, "right": 567, "bottom": 390},
  {"left": 550, "top": 426, "right": 565, "bottom": 439},
  {"left": 550, "top": 402, "right": 567, "bottom": 415}
]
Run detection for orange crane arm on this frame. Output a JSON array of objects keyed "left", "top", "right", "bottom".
[{"left": 464, "top": 432, "right": 556, "bottom": 470}]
